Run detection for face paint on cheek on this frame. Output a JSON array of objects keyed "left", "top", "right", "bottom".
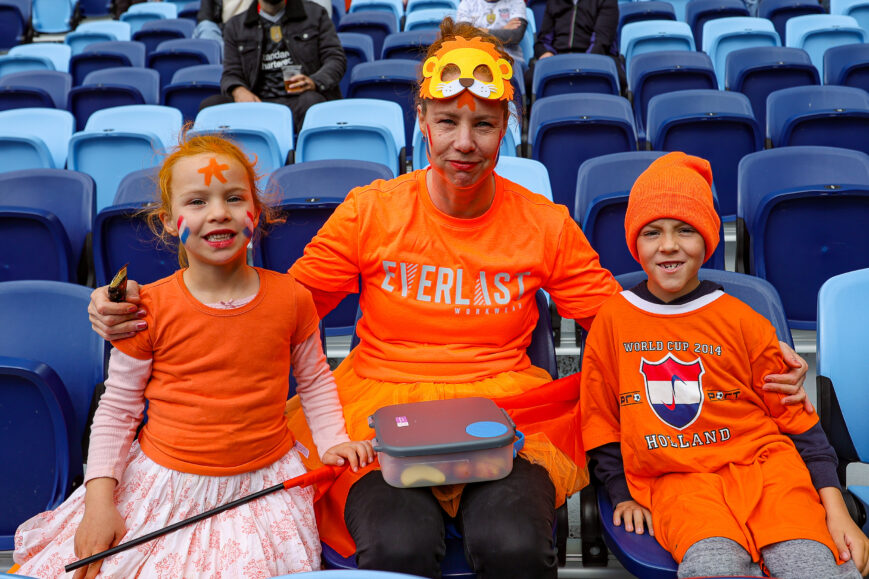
[
  {"left": 177, "top": 216, "right": 190, "bottom": 245},
  {"left": 243, "top": 211, "right": 256, "bottom": 239}
]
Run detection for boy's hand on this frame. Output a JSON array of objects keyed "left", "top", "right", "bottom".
[
  {"left": 821, "top": 487, "right": 869, "bottom": 574},
  {"left": 764, "top": 341, "right": 814, "bottom": 413},
  {"left": 613, "top": 500, "right": 654, "bottom": 536},
  {"left": 322, "top": 440, "right": 375, "bottom": 472},
  {"left": 89, "top": 281, "right": 146, "bottom": 341},
  {"left": 503, "top": 17, "right": 523, "bottom": 29}
]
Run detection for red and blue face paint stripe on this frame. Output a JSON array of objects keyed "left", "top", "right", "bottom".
[
  {"left": 243, "top": 211, "right": 255, "bottom": 239},
  {"left": 177, "top": 216, "right": 190, "bottom": 244}
]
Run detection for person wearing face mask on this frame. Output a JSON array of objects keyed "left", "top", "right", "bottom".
[{"left": 201, "top": 0, "right": 346, "bottom": 133}]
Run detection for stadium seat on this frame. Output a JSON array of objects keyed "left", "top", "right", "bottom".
[
  {"left": 0, "top": 43, "right": 71, "bottom": 76},
  {"left": 817, "top": 268, "right": 869, "bottom": 535},
  {"left": 403, "top": 7, "right": 455, "bottom": 30},
  {"left": 161, "top": 63, "right": 222, "bottom": 123},
  {"left": 619, "top": 1, "right": 676, "bottom": 40},
  {"left": 766, "top": 84, "right": 869, "bottom": 153},
  {"left": 646, "top": 89, "right": 761, "bottom": 219},
  {"left": 32, "top": 0, "right": 74, "bottom": 33},
  {"left": 0, "top": 168, "right": 94, "bottom": 284},
  {"left": 724, "top": 45, "right": 818, "bottom": 131},
  {"left": 627, "top": 50, "right": 717, "bottom": 145},
  {"left": 685, "top": 0, "right": 749, "bottom": 49},
  {"left": 348, "top": 59, "right": 418, "bottom": 163},
  {"left": 529, "top": 93, "right": 637, "bottom": 211},
  {"left": 759, "top": 0, "right": 825, "bottom": 44},
  {"left": 338, "top": 31, "right": 375, "bottom": 97},
  {"left": 620, "top": 20, "right": 695, "bottom": 78},
  {"left": 702, "top": 17, "right": 781, "bottom": 88},
  {"left": 494, "top": 156, "right": 553, "bottom": 202},
  {"left": 120, "top": 1, "right": 179, "bottom": 35},
  {"left": 348, "top": 0, "right": 404, "bottom": 25},
  {"left": 147, "top": 38, "right": 221, "bottom": 89},
  {"left": 532, "top": 53, "right": 620, "bottom": 102},
  {"left": 296, "top": 98, "right": 405, "bottom": 176},
  {"left": 527, "top": 0, "right": 547, "bottom": 36},
  {"left": 574, "top": 151, "right": 725, "bottom": 276},
  {"left": 331, "top": 0, "right": 345, "bottom": 27},
  {"left": 0, "top": 69, "right": 71, "bottom": 110},
  {"left": 785, "top": 14, "right": 865, "bottom": 74},
  {"left": 65, "top": 21, "right": 133, "bottom": 55},
  {"left": 179, "top": 0, "right": 200, "bottom": 21},
  {"left": 0, "top": 281, "right": 104, "bottom": 549},
  {"left": 737, "top": 145, "right": 869, "bottom": 329},
  {"left": 68, "top": 104, "right": 182, "bottom": 211},
  {"left": 132, "top": 18, "right": 196, "bottom": 57},
  {"left": 406, "top": 0, "right": 457, "bottom": 12},
  {"left": 824, "top": 42, "right": 869, "bottom": 91},
  {"left": 381, "top": 28, "right": 438, "bottom": 59},
  {"left": 831, "top": 0, "right": 869, "bottom": 33},
  {"left": 0, "top": 107, "right": 74, "bottom": 171},
  {"left": 337, "top": 11, "right": 398, "bottom": 59},
  {"left": 191, "top": 101, "right": 294, "bottom": 182},
  {"left": 69, "top": 66, "right": 160, "bottom": 130},
  {"left": 69, "top": 40, "right": 147, "bottom": 86},
  {"left": 78, "top": 0, "right": 110, "bottom": 16},
  {"left": 0, "top": 0, "right": 31, "bottom": 50}
]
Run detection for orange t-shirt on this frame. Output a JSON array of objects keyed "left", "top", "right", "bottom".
[
  {"left": 580, "top": 289, "right": 819, "bottom": 508},
  {"left": 112, "top": 268, "right": 319, "bottom": 476},
  {"left": 290, "top": 169, "right": 619, "bottom": 383}
]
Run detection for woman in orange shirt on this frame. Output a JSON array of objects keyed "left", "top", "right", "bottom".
[{"left": 88, "top": 21, "right": 811, "bottom": 579}]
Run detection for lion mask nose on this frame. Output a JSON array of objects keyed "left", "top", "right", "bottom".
[{"left": 459, "top": 77, "right": 474, "bottom": 88}]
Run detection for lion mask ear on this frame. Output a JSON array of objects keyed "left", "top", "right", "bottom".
[
  {"left": 422, "top": 56, "right": 439, "bottom": 78},
  {"left": 496, "top": 58, "right": 512, "bottom": 81}
]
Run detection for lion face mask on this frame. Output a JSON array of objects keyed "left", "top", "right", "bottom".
[{"left": 420, "top": 36, "right": 514, "bottom": 102}]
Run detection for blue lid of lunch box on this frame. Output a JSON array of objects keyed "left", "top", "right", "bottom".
[{"left": 369, "top": 397, "right": 516, "bottom": 457}]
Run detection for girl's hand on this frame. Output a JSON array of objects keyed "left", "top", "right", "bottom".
[
  {"left": 322, "top": 440, "right": 375, "bottom": 472},
  {"left": 73, "top": 480, "right": 126, "bottom": 579},
  {"left": 613, "top": 500, "right": 654, "bottom": 536},
  {"left": 764, "top": 341, "right": 814, "bottom": 413},
  {"left": 88, "top": 281, "right": 146, "bottom": 341}
]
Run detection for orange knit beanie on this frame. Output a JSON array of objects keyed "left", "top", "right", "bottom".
[{"left": 624, "top": 152, "right": 720, "bottom": 263}]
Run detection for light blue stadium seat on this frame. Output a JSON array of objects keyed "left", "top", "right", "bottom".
[
  {"left": 532, "top": 53, "right": 620, "bottom": 101},
  {"left": 686, "top": 0, "right": 750, "bottom": 49},
  {"left": 702, "top": 16, "right": 780, "bottom": 88},
  {"left": 32, "top": 0, "right": 75, "bottom": 33},
  {"left": 619, "top": 1, "right": 677, "bottom": 40},
  {"left": 70, "top": 40, "right": 147, "bottom": 85},
  {"left": 831, "top": 0, "right": 869, "bottom": 35},
  {"left": 0, "top": 69, "right": 71, "bottom": 110},
  {"left": 403, "top": 7, "right": 455, "bottom": 30},
  {"left": 824, "top": 42, "right": 869, "bottom": 91},
  {"left": 737, "top": 145, "right": 869, "bottom": 329},
  {"left": 338, "top": 31, "right": 375, "bottom": 97},
  {"left": 759, "top": 0, "right": 825, "bottom": 44},
  {"left": 620, "top": 20, "right": 696, "bottom": 77},
  {"left": 494, "top": 157, "right": 553, "bottom": 201},
  {"left": 191, "top": 101, "right": 294, "bottom": 181},
  {"left": 65, "top": 21, "right": 133, "bottom": 55},
  {"left": 349, "top": 0, "right": 404, "bottom": 24},
  {"left": 297, "top": 98, "right": 405, "bottom": 176},
  {"left": 785, "top": 14, "right": 865, "bottom": 75},
  {"left": 121, "top": 1, "right": 178, "bottom": 35},
  {"left": 68, "top": 104, "right": 183, "bottom": 211},
  {"left": 69, "top": 66, "right": 160, "bottom": 130},
  {"left": 161, "top": 63, "right": 222, "bottom": 123},
  {"left": 0, "top": 107, "right": 75, "bottom": 171},
  {"left": 0, "top": 43, "right": 72, "bottom": 76}
]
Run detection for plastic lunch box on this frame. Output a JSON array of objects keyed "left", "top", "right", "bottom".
[{"left": 369, "top": 397, "right": 525, "bottom": 488}]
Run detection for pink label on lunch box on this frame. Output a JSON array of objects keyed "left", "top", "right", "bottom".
[{"left": 396, "top": 416, "right": 409, "bottom": 427}]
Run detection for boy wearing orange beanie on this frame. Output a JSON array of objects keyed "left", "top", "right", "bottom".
[{"left": 580, "top": 152, "right": 868, "bottom": 578}]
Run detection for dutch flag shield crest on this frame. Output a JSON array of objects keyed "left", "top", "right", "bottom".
[{"left": 640, "top": 353, "right": 705, "bottom": 430}]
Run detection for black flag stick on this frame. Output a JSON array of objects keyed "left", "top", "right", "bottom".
[{"left": 65, "top": 464, "right": 346, "bottom": 574}]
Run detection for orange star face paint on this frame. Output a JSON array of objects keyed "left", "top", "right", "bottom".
[{"left": 198, "top": 157, "right": 230, "bottom": 187}]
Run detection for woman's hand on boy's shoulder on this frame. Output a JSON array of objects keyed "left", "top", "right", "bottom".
[
  {"left": 764, "top": 341, "right": 814, "bottom": 414},
  {"left": 613, "top": 500, "right": 654, "bottom": 536},
  {"left": 322, "top": 440, "right": 375, "bottom": 472}
]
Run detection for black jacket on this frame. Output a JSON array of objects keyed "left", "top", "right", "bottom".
[
  {"left": 221, "top": 0, "right": 346, "bottom": 100},
  {"left": 534, "top": 0, "right": 619, "bottom": 58}
]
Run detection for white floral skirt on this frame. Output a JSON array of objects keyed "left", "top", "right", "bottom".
[{"left": 14, "top": 442, "right": 321, "bottom": 578}]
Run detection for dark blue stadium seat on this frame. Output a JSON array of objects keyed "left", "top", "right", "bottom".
[
  {"left": 161, "top": 63, "right": 222, "bottom": 123},
  {"left": 68, "top": 67, "right": 160, "bottom": 131},
  {"left": 760, "top": 0, "right": 825, "bottom": 45},
  {"left": 0, "top": 0, "right": 31, "bottom": 50},
  {"left": 532, "top": 53, "right": 620, "bottom": 102},
  {"left": 0, "top": 70, "right": 70, "bottom": 110},
  {"left": 147, "top": 38, "right": 221, "bottom": 89},
  {"left": 132, "top": 18, "right": 197, "bottom": 57},
  {"left": 69, "top": 40, "right": 147, "bottom": 86},
  {"left": 685, "top": 0, "right": 750, "bottom": 50},
  {"left": 337, "top": 11, "right": 398, "bottom": 62},
  {"left": 823, "top": 42, "right": 869, "bottom": 92},
  {"left": 619, "top": 1, "right": 676, "bottom": 41},
  {"left": 381, "top": 29, "right": 438, "bottom": 60}
]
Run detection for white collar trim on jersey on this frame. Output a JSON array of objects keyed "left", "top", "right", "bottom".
[{"left": 620, "top": 289, "right": 725, "bottom": 315}]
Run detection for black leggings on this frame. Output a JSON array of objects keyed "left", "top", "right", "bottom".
[{"left": 344, "top": 457, "right": 558, "bottom": 579}]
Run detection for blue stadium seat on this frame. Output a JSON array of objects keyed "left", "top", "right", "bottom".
[
  {"left": 532, "top": 53, "right": 620, "bottom": 101},
  {"left": 0, "top": 0, "right": 31, "bottom": 50},
  {"left": 147, "top": 37, "right": 221, "bottom": 88},
  {"left": 191, "top": 101, "right": 294, "bottom": 181},
  {"left": 646, "top": 89, "right": 761, "bottom": 220},
  {"left": 527, "top": 0, "right": 546, "bottom": 37},
  {"left": 832, "top": 0, "right": 869, "bottom": 32},
  {"left": 331, "top": 0, "right": 345, "bottom": 27},
  {"left": 0, "top": 107, "right": 74, "bottom": 171},
  {"left": 759, "top": 0, "right": 825, "bottom": 45},
  {"left": 403, "top": 7, "right": 455, "bottom": 30},
  {"left": 494, "top": 156, "right": 553, "bottom": 202},
  {"left": 296, "top": 98, "right": 405, "bottom": 176},
  {"left": 817, "top": 268, "right": 869, "bottom": 535},
  {"left": 132, "top": 18, "right": 196, "bottom": 57},
  {"left": 120, "top": 1, "right": 178, "bottom": 35},
  {"left": 78, "top": 0, "right": 110, "bottom": 16},
  {"left": 824, "top": 42, "right": 869, "bottom": 90},
  {"left": 620, "top": 20, "right": 695, "bottom": 78},
  {"left": 627, "top": 50, "right": 717, "bottom": 145},
  {"left": 32, "top": 0, "right": 74, "bottom": 33},
  {"left": 766, "top": 84, "right": 869, "bottom": 153},
  {"left": 69, "top": 67, "right": 160, "bottom": 131},
  {"left": 0, "top": 69, "right": 71, "bottom": 110},
  {"left": 68, "top": 104, "right": 182, "bottom": 211},
  {"left": 737, "top": 146, "right": 869, "bottom": 329},
  {"left": 0, "top": 281, "right": 104, "bottom": 549},
  {"left": 161, "top": 63, "right": 221, "bottom": 123},
  {"left": 702, "top": 17, "right": 781, "bottom": 88},
  {"left": 724, "top": 45, "right": 818, "bottom": 131},
  {"left": 381, "top": 28, "right": 438, "bottom": 59},
  {"left": 0, "top": 43, "right": 71, "bottom": 76},
  {"left": 348, "top": 59, "right": 418, "bottom": 164},
  {"left": 282, "top": 570, "right": 429, "bottom": 577},
  {"left": 348, "top": 0, "right": 404, "bottom": 25},
  {"left": 65, "top": 21, "right": 133, "bottom": 55},
  {"left": 254, "top": 160, "right": 394, "bottom": 337},
  {"left": 337, "top": 11, "right": 398, "bottom": 59},
  {"left": 785, "top": 14, "right": 865, "bottom": 74},
  {"left": 575, "top": 151, "right": 725, "bottom": 275},
  {"left": 70, "top": 40, "right": 147, "bottom": 86},
  {"left": 179, "top": 0, "right": 200, "bottom": 21},
  {"left": 406, "top": 0, "right": 457, "bottom": 12},
  {"left": 529, "top": 93, "right": 637, "bottom": 211},
  {"left": 338, "top": 31, "right": 375, "bottom": 97},
  {"left": 619, "top": 1, "right": 676, "bottom": 40},
  {"left": 685, "top": 0, "right": 749, "bottom": 49}
]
